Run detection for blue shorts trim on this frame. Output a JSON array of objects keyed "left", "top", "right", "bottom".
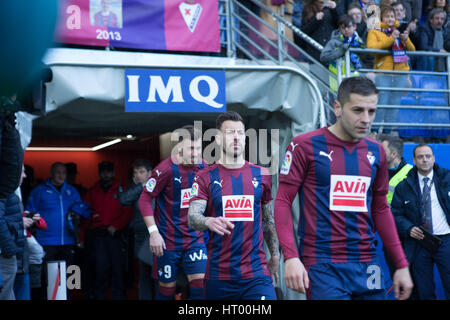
[
  {"left": 308, "top": 261, "right": 386, "bottom": 300},
  {"left": 155, "top": 245, "right": 207, "bottom": 283},
  {"left": 204, "top": 276, "right": 276, "bottom": 300}
]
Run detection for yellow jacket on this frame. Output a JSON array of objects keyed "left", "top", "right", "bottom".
[{"left": 367, "top": 21, "right": 416, "bottom": 71}]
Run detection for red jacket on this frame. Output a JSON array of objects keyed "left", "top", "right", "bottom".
[{"left": 85, "top": 180, "right": 132, "bottom": 231}]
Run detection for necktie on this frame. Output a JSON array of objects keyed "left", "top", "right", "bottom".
[{"left": 421, "top": 177, "right": 433, "bottom": 232}]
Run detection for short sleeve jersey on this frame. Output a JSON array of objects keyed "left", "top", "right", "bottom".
[
  {"left": 278, "top": 127, "right": 390, "bottom": 266},
  {"left": 190, "top": 161, "right": 273, "bottom": 280},
  {"left": 143, "top": 157, "right": 206, "bottom": 250}
]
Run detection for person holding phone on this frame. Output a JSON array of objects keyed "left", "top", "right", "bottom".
[{"left": 367, "top": 5, "right": 415, "bottom": 126}]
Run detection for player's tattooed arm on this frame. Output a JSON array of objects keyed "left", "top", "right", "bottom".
[
  {"left": 262, "top": 201, "right": 280, "bottom": 258},
  {"left": 188, "top": 199, "right": 208, "bottom": 231}
]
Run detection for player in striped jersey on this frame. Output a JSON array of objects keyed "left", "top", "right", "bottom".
[
  {"left": 138, "top": 125, "right": 207, "bottom": 300},
  {"left": 188, "top": 111, "right": 279, "bottom": 300},
  {"left": 275, "top": 77, "right": 414, "bottom": 300}
]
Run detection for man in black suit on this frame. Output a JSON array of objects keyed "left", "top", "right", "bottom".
[{"left": 391, "top": 143, "right": 450, "bottom": 300}]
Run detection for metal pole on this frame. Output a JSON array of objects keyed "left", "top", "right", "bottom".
[
  {"left": 447, "top": 55, "right": 450, "bottom": 104},
  {"left": 277, "top": 4, "right": 285, "bottom": 64},
  {"left": 227, "top": 0, "right": 236, "bottom": 58},
  {"left": 344, "top": 50, "right": 350, "bottom": 78},
  {"left": 336, "top": 58, "right": 343, "bottom": 88}
]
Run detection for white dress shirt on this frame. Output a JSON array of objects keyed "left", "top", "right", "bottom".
[{"left": 418, "top": 170, "right": 450, "bottom": 235}]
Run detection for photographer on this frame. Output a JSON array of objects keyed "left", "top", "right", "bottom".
[{"left": 367, "top": 6, "right": 415, "bottom": 124}]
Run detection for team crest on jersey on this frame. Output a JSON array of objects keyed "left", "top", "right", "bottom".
[
  {"left": 280, "top": 151, "right": 293, "bottom": 175},
  {"left": 222, "top": 195, "right": 254, "bottom": 221},
  {"left": 252, "top": 178, "right": 259, "bottom": 188},
  {"left": 367, "top": 152, "right": 376, "bottom": 166},
  {"left": 329, "top": 175, "right": 371, "bottom": 212},
  {"left": 146, "top": 178, "right": 157, "bottom": 193},
  {"left": 180, "top": 188, "right": 192, "bottom": 209},
  {"left": 179, "top": 2, "right": 202, "bottom": 33}
]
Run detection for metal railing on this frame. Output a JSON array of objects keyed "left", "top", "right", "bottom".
[
  {"left": 220, "top": 0, "right": 450, "bottom": 136},
  {"left": 343, "top": 48, "right": 450, "bottom": 133},
  {"left": 220, "top": 0, "right": 338, "bottom": 125}
]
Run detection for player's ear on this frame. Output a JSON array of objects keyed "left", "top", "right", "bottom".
[{"left": 334, "top": 100, "right": 343, "bottom": 118}]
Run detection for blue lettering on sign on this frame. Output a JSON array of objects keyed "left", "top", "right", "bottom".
[{"left": 125, "top": 69, "right": 226, "bottom": 113}]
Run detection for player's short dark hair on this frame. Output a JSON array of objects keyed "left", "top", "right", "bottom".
[
  {"left": 177, "top": 125, "right": 202, "bottom": 142},
  {"left": 413, "top": 143, "right": 434, "bottom": 158},
  {"left": 383, "top": 136, "right": 404, "bottom": 157},
  {"left": 338, "top": 14, "right": 355, "bottom": 27},
  {"left": 215, "top": 111, "right": 244, "bottom": 130},
  {"left": 132, "top": 158, "right": 152, "bottom": 171},
  {"left": 337, "top": 76, "right": 379, "bottom": 106}
]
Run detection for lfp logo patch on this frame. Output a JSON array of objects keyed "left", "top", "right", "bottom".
[
  {"left": 280, "top": 151, "right": 292, "bottom": 175},
  {"left": 146, "top": 178, "right": 157, "bottom": 193},
  {"left": 191, "top": 182, "right": 199, "bottom": 197},
  {"left": 222, "top": 195, "right": 254, "bottom": 221}
]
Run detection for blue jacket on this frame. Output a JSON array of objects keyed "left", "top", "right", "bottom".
[
  {"left": 391, "top": 164, "right": 450, "bottom": 264},
  {"left": 25, "top": 179, "right": 90, "bottom": 246},
  {"left": 0, "top": 193, "right": 25, "bottom": 258}
]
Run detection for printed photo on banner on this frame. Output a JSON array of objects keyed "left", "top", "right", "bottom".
[{"left": 90, "top": 0, "right": 123, "bottom": 28}]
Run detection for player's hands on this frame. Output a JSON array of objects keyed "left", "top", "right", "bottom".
[
  {"left": 284, "top": 257, "right": 309, "bottom": 294},
  {"left": 392, "top": 267, "right": 413, "bottom": 300},
  {"left": 268, "top": 254, "right": 280, "bottom": 283},
  {"left": 150, "top": 231, "right": 166, "bottom": 256},
  {"left": 315, "top": 12, "right": 324, "bottom": 20},
  {"left": 205, "top": 217, "right": 234, "bottom": 236},
  {"left": 410, "top": 226, "right": 424, "bottom": 240}
]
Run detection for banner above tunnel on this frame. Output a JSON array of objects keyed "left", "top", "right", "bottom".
[{"left": 55, "top": 0, "right": 220, "bottom": 52}]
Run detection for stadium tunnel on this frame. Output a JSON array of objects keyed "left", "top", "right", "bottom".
[{"left": 19, "top": 47, "right": 325, "bottom": 300}]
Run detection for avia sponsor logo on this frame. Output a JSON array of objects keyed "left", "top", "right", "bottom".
[
  {"left": 329, "top": 175, "right": 371, "bottom": 212},
  {"left": 125, "top": 69, "right": 226, "bottom": 113},
  {"left": 222, "top": 195, "right": 254, "bottom": 221},
  {"left": 180, "top": 188, "right": 192, "bottom": 209},
  {"left": 188, "top": 249, "right": 207, "bottom": 262}
]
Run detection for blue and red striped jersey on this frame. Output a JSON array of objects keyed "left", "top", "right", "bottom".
[
  {"left": 190, "top": 161, "right": 272, "bottom": 280},
  {"left": 142, "top": 157, "right": 206, "bottom": 250},
  {"left": 276, "top": 127, "right": 395, "bottom": 267}
]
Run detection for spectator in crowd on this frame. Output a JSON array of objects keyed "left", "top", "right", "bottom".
[
  {"left": 402, "top": 0, "right": 422, "bottom": 22},
  {"left": 301, "top": 0, "right": 339, "bottom": 62},
  {"left": 367, "top": 6, "right": 415, "bottom": 124},
  {"left": 380, "top": 135, "right": 413, "bottom": 280},
  {"left": 118, "top": 158, "right": 154, "bottom": 300},
  {"left": 425, "top": 0, "right": 450, "bottom": 28},
  {"left": 349, "top": 3, "right": 369, "bottom": 38},
  {"left": 13, "top": 165, "right": 47, "bottom": 300},
  {"left": 415, "top": 9, "right": 449, "bottom": 72},
  {"left": 392, "top": 1, "right": 418, "bottom": 40},
  {"left": 21, "top": 165, "right": 38, "bottom": 207},
  {"left": 320, "top": 15, "right": 365, "bottom": 91},
  {"left": 85, "top": 161, "right": 132, "bottom": 300},
  {"left": 348, "top": 2, "right": 376, "bottom": 67},
  {"left": 0, "top": 165, "right": 26, "bottom": 300},
  {"left": 65, "top": 162, "right": 87, "bottom": 199},
  {"left": 391, "top": 144, "right": 450, "bottom": 299},
  {"left": 25, "top": 162, "right": 90, "bottom": 299}
]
